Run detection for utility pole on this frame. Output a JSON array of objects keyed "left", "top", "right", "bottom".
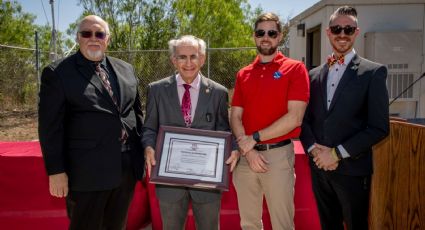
[
  {"left": 35, "top": 31, "right": 40, "bottom": 97},
  {"left": 49, "top": 0, "right": 57, "bottom": 61}
]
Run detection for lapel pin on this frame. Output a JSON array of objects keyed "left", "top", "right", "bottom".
[{"left": 273, "top": 71, "right": 282, "bottom": 79}]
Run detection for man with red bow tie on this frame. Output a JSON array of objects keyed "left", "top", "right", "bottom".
[{"left": 300, "top": 6, "right": 389, "bottom": 230}]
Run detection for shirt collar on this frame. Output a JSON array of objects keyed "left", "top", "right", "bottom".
[
  {"left": 99, "top": 57, "right": 107, "bottom": 67},
  {"left": 176, "top": 73, "right": 201, "bottom": 90},
  {"left": 252, "top": 52, "right": 285, "bottom": 68},
  {"left": 78, "top": 50, "right": 107, "bottom": 67}
]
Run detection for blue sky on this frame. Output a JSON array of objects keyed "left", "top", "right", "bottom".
[{"left": 18, "top": 0, "right": 320, "bottom": 32}]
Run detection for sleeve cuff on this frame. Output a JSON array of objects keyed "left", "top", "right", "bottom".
[
  {"left": 336, "top": 145, "right": 350, "bottom": 158},
  {"left": 307, "top": 145, "right": 315, "bottom": 153}
]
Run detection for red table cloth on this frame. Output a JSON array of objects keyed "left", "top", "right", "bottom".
[{"left": 0, "top": 141, "right": 320, "bottom": 230}]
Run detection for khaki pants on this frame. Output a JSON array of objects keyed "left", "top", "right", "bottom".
[{"left": 233, "top": 143, "right": 295, "bottom": 230}]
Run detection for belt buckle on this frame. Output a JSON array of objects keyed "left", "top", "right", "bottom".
[{"left": 254, "top": 144, "right": 268, "bottom": 151}]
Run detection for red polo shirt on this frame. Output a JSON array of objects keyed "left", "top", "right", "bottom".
[{"left": 232, "top": 52, "right": 309, "bottom": 143}]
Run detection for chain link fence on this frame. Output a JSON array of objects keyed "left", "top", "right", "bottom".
[
  {"left": 0, "top": 45, "right": 41, "bottom": 110},
  {"left": 0, "top": 45, "right": 288, "bottom": 110}
]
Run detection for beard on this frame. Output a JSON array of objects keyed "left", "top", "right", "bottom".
[
  {"left": 256, "top": 44, "right": 278, "bottom": 56},
  {"left": 330, "top": 37, "right": 354, "bottom": 56},
  {"left": 86, "top": 50, "right": 104, "bottom": 60}
]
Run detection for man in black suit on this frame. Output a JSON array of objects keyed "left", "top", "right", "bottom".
[
  {"left": 300, "top": 6, "right": 389, "bottom": 230},
  {"left": 142, "top": 35, "right": 239, "bottom": 230},
  {"left": 38, "top": 15, "right": 144, "bottom": 230}
]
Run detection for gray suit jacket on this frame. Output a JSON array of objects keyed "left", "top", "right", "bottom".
[{"left": 142, "top": 74, "right": 230, "bottom": 203}]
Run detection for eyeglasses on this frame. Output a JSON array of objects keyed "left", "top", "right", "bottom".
[
  {"left": 329, "top": 25, "right": 357, "bottom": 35},
  {"left": 255, "top": 29, "right": 279, "bottom": 39},
  {"left": 79, "top": 31, "right": 108, "bottom": 40},
  {"left": 175, "top": 54, "right": 200, "bottom": 63}
]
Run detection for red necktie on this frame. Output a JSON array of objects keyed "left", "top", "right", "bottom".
[
  {"left": 327, "top": 54, "right": 345, "bottom": 67},
  {"left": 181, "top": 84, "right": 192, "bottom": 127}
]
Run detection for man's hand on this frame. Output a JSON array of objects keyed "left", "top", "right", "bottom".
[
  {"left": 312, "top": 143, "right": 339, "bottom": 171},
  {"left": 245, "top": 150, "right": 269, "bottom": 173},
  {"left": 237, "top": 135, "right": 256, "bottom": 155},
  {"left": 49, "top": 172, "right": 68, "bottom": 198},
  {"left": 144, "top": 146, "right": 156, "bottom": 177},
  {"left": 225, "top": 150, "right": 240, "bottom": 172},
  {"left": 325, "top": 162, "right": 339, "bottom": 171}
]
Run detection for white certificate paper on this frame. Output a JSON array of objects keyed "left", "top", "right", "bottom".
[{"left": 158, "top": 132, "right": 225, "bottom": 182}]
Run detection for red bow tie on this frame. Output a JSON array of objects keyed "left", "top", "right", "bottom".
[{"left": 327, "top": 55, "right": 345, "bottom": 67}]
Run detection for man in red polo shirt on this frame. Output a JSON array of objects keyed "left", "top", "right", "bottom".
[{"left": 230, "top": 12, "right": 310, "bottom": 230}]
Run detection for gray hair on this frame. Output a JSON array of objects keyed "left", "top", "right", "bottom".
[
  {"left": 168, "top": 35, "right": 206, "bottom": 57},
  {"left": 76, "top": 15, "right": 110, "bottom": 40}
]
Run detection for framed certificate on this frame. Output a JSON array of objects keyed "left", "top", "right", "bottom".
[{"left": 150, "top": 125, "right": 232, "bottom": 191}]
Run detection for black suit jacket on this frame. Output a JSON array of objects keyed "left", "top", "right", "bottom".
[
  {"left": 141, "top": 74, "right": 230, "bottom": 203},
  {"left": 300, "top": 54, "right": 389, "bottom": 176},
  {"left": 38, "top": 51, "right": 144, "bottom": 191}
]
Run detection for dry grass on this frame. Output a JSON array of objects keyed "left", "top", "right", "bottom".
[{"left": 0, "top": 110, "right": 38, "bottom": 141}]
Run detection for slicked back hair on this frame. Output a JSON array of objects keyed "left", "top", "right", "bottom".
[{"left": 329, "top": 6, "right": 358, "bottom": 26}]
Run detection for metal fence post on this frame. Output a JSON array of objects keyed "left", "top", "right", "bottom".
[
  {"left": 35, "top": 31, "right": 40, "bottom": 98},
  {"left": 207, "top": 38, "right": 210, "bottom": 78}
]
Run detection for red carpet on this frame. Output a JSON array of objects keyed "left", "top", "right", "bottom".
[{"left": 0, "top": 141, "right": 320, "bottom": 230}]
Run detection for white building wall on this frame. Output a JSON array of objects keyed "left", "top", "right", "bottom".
[
  {"left": 289, "top": 2, "right": 425, "bottom": 118},
  {"left": 290, "top": 4, "right": 424, "bottom": 62}
]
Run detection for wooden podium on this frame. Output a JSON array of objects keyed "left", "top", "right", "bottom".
[{"left": 369, "top": 120, "right": 425, "bottom": 229}]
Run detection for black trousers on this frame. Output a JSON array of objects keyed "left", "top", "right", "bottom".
[
  {"left": 311, "top": 167, "right": 371, "bottom": 230},
  {"left": 66, "top": 151, "right": 137, "bottom": 230}
]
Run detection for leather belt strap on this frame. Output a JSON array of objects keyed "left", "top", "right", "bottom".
[{"left": 254, "top": 139, "right": 291, "bottom": 151}]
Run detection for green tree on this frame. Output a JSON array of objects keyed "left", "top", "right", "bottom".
[
  {"left": 78, "top": 0, "right": 177, "bottom": 50},
  {"left": 76, "top": 0, "right": 264, "bottom": 49},
  {"left": 170, "top": 0, "right": 261, "bottom": 87},
  {"left": 71, "top": 0, "right": 270, "bottom": 90},
  {"left": 0, "top": 0, "right": 38, "bottom": 108},
  {"left": 0, "top": 0, "right": 71, "bottom": 108},
  {"left": 0, "top": 0, "right": 35, "bottom": 46},
  {"left": 173, "top": 0, "right": 254, "bottom": 47}
]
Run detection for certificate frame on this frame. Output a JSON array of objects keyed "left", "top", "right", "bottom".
[{"left": 150, "top": 125, "right": 232, "bottom": 191}]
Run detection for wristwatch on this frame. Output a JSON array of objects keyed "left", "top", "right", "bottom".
[{"left": 252, "top": 131, "right": 261, "bottom": 142}]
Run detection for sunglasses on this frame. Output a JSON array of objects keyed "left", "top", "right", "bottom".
[
  {"left": 255, "top": 29, "right": 279, "bottom": 38},
  {"left": 79, "top": 31, "right": 108, "bottom": 40},
  {"left": 329, "top": 25, "right": 357, "bottom": 35}
]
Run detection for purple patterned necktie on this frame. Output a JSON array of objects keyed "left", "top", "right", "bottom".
[
  {"left": 181, "top": 84, "right": 192, "bottom": 127},
  {"left": 95, "top": 63, "right": 127, "bottom": 143},
  {"left": 95, "top": 63, "right": 118, "bottom": 107}
]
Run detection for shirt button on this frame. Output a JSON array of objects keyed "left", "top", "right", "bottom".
[
  {"left": 328, "top": 100, "right": 331, "bottom": 102},
  {"left": 336, "top": 68, "right": 338, "bottom": 71},
  {"left": 260, "top": 75, "right": 263, "bottom": 78},
  {"left": 263, "top": 67, "right": 266, "bottom": 70},
  {"left": 332, "top": 84, "right": 335, "bottom": 87}
]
